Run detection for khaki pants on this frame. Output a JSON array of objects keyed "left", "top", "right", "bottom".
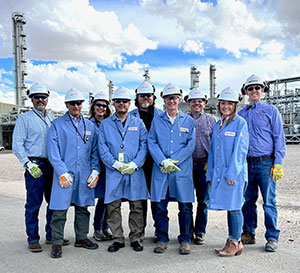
[{"left": 107, "top": 199, "right": 143, "bottom": 244}]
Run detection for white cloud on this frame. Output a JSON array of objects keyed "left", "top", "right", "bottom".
[
  {"left": 179, "top": 40, "right": 204, "bottom": 55},
  {"left": 258, "top": 40, "right": 285, "bottom": 59},
  {"left": 122, "top": 61, "right": 147, "bottom": 74},
  {"left": 0, "top": 0, "right": 158, "bottom": 64}
]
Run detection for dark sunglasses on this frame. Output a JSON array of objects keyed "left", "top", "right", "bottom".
[
  {"left": 139, "top": 94, "right": 152, "bottom": 98},
  {"left": 114, "top": 99, "right": 130, "bottom": 104},
  {"left": 164, "top": 95, "right": 180, "bottom": 101},
  {"left": 95, "top": 103, "right": 107, "bottom": 108},
  {"left": 68, "top": 101, "right": 83, "bottom": 106},
  {"left": 246, "top": 86, "right": 262, "bottom": 92},
  {"left": 33, "top": 95, "right": 48, "bottom": 100}
]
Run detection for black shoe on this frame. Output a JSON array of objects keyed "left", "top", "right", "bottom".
[
  {"left": 51, "top": 245, "right": 62, "bottom": 258},
  {"left": 103, "top": 229, "right": 113, "bottom": 241},
  {"left": 131, "top": 241, "right": 143, "bottom": 252},
  {"left": 74, "top": 238, "right": 98, "bottom": 250},
  {"left": 108, "top": 242, "right": 125, "bottom": 253}
]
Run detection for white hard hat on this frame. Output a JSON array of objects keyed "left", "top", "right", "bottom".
[
  {"left": 185, "top": 88, "right": 207, "bottom": 102},
  {"left": 243, "top": 74, "right": 265, "bottom": 90},
  {"left": 27, "top": 82, "right": 50, "bottom": 98},
  {"left": 136, "top": 81, "right": 155, "bottom": 95},
  {"left": 92, "top": 91, "right": 109, "bottom": 103},
  {"left": 218, "top": 87, "right": 241, "bottom": 103},
  {"left": 161, "top": 83, "right": 182, "bottom": 98},
  {"left": 65, "top": 88, "right": 85, "bottom": 102},
  {"left": 112, "top": 87, "right": 131, "bottom": 100}
]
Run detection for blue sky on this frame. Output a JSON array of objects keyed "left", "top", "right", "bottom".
[{"left": 0, "top": 0, "right": 300, "bottom": 110}]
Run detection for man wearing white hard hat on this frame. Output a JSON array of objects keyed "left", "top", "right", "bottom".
[
  {"left": 185, "top": 88, "right": 216, "bottom": 245},
  {"left": 98, "top": 87, "right": 148, "bottom": 253},
  {"left": 89, "top": 91, "right": 113, "bottom": 242},
  {"left": 48, "top": 88, "right": 100, "bottom": 258},
  {"left": 130, "top": 81, "right": 163, "bottom": 242},
  {"left": 13, "top": 82, "right": 57, "bottom": 253},
  {"left": 148, "top": 83, "right": 195, "bottom": 255},
  {"left": 206, "top": 87, "right": 248, "bottom": 257},
  {"left": 239, "top": 75, "right": 286, "bottom": 252}
]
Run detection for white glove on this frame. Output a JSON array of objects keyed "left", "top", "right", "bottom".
[
  {"left": 87, "top": 170, "right": 100, "bottom": 188},
  {"left": 112, "top": 161, "right": 128, "bottom": 173},
  {"left": 121, "top": 161, "right": 138, "bottom": 175},
  {"left": 59, "top": 172, "right": 73, "bottom": 188},
  {"left": 26, "top": 161, "right": 43, "bottom": 178},
  {"left": 160, "top": 159, "right": 181, "bottom": 173}
]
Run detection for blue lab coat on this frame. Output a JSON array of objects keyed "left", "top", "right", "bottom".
[
  {"left": 98, "top": 113, "right": 148, "bottom": 204},
  {"left": 206, "top": 115, "right": 249, "bottom": 210},
  {"left": 48, "top": 112, "right": 100, "bottom": 210},
  {"left": 148, "top": 110, "right": 196, "bottom": 203}
]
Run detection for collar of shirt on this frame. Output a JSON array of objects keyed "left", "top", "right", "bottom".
[
  {"left": 189, "top": 111, "right": 204, "bottom": 120},
  {"left": 69, "top": 113, "right": 81, "bottom": 127},
  {"left": 166, "top": 112, "right": 177, "bottom": 125}
]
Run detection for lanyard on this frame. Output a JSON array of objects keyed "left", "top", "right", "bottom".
[
  {"left": 114, "top": 119, "right": 129, "bottom": 150},
  {"left": 32, "top": 109, "right": 52, "bottom": 128},
  {"left": 68, "top": 112, "right": 87, "bottom": 144}
]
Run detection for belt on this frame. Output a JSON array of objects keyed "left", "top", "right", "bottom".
[
  {"left": 247, "top": 155, "right": 273, "bottom": 162},
  {"left": 193, "top": 157, "right": 208, "bottom": 164},
  {"left": 28, "top": 157, "right": 48, "bottom": 162}
]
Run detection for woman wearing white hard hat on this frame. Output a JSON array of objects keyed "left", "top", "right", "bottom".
[
  {"left": 89, "top": 91, "right": 113, "bottom": 242},
  {"left": 206, "top": 87, "right": 249, "bottom": 257}
]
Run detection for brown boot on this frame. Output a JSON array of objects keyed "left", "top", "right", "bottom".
[
  {"left": 214, "top": 238, "right": 230, "bottom": 254},
  {"left": 219, "top": 239, "right": 243, "bottom": 257}
]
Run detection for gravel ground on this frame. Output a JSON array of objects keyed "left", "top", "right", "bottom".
[{"left": 0, "top": 146, "right": 299, "bottom": 273}]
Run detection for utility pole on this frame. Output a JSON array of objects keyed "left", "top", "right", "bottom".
[
  {"left": 143, "top": 69, "right": 150, "bottom": 82},
  {"left": 12, "top": 12, "right": 27, "bottom": 106}
]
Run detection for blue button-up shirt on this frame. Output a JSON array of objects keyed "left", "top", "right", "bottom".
[
  {"left": 238, "top": 100, "right": 286, "bottom": 165},
  {"left": 190, "top": 112, "right": 216, "bottom": 159},
  {"left": 12, "top": 108, "right": 54, "bottom": 164}
]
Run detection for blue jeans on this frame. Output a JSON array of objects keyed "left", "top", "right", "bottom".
[
  {"left": 155, "top": 191, "right": 193, "bottom": 244},
  {"left": 228, "top": 210, "right": 243, "bottom": 241},
  {"left": 191, "top": 161, "right": 210, "bottom": 235},
  {"left": 93, "top": 198, "right": 109, "bottom": 231},
  {"left": 25, "top": 160, "right": 53, "bottom": 243},
  {"left": 242, "top": 159, "right": 280, "bottom": 242}
]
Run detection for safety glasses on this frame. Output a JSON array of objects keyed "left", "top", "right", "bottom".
[
  {"left": 139, "top": 94, "right": 152, "bottom": 98},
  {"left": 33, "top": 95, "right": 48, "bottom": 100},
  {"left": 68, "top": 101, "right": 83, "bottom": 106},
  {"left": 164, "top": 95, "right": 180, "bottom": 101},
  {"left": 114, "top": 99, "right": 130, "bottom": 104},
  {"left": 95, "top": 103, "right": 107, "bottom": 108},
  {"left": 246, "top": 86, "right": 262, "bottom": 92}
]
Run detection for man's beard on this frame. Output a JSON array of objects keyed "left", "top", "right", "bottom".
[
  {"left": 141, "top": 103, "right": 150, "bottom": 108},
  {"left": 35, "top": 104, "right": 46, "bottom": 111}
]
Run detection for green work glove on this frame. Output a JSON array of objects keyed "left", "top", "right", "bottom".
[
  {"left": 121, "top": 162, "right": 138, "bottom": 175},
  {"left": 112, "top": 161, "right": 128, "bottom": 173},
  {"left": 160, "top": 159, "right": 181, "bottom": 174},
  {"left": 26, "top": 161, "right": 43, "bottom": 178}
]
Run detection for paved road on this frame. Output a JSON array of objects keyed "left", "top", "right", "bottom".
[{"left": 0, "top": 150, "right": 299, "bottom": 273}]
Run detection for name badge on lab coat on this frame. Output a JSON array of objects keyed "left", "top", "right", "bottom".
[
  {"left": 224, "top": 131, "right": 236, "bottom": 136},
  {"left": 85, "top": 131, "right": 91, "bottom": 135},
  {"left": 180, "top": 127, "right": 189, "bottom": 133},
  {"left": 128, "top": 127, "right": 138, "bottom": 131}
]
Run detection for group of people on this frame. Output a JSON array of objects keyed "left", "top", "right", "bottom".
[{"left": 12, "top": 74, "right": 286, "bottom": 259}]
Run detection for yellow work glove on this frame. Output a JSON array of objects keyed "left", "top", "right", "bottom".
[
  {"left": 26, "top": 161, "right": 43, "bottom": 178},
  {"left": 121, "top": 162, "right": 138, "bottom": 175},
  {"left": 59, "top": 173, "right": 73, "bottom": 188},
  {"left": 160, "top": 159, "right": 181, "bottom": 174},
  {"left": 270, "top": 164, "right": 283, "bottom": 180},
  {"left": 204, "top": 163, "right": 207, "bottom": 171},
  {"left": 87, "top": 170, "right": 99, "bottom": 188},
  {"left": 112, "top": 161, "right": 128, "bottom": 173}
]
